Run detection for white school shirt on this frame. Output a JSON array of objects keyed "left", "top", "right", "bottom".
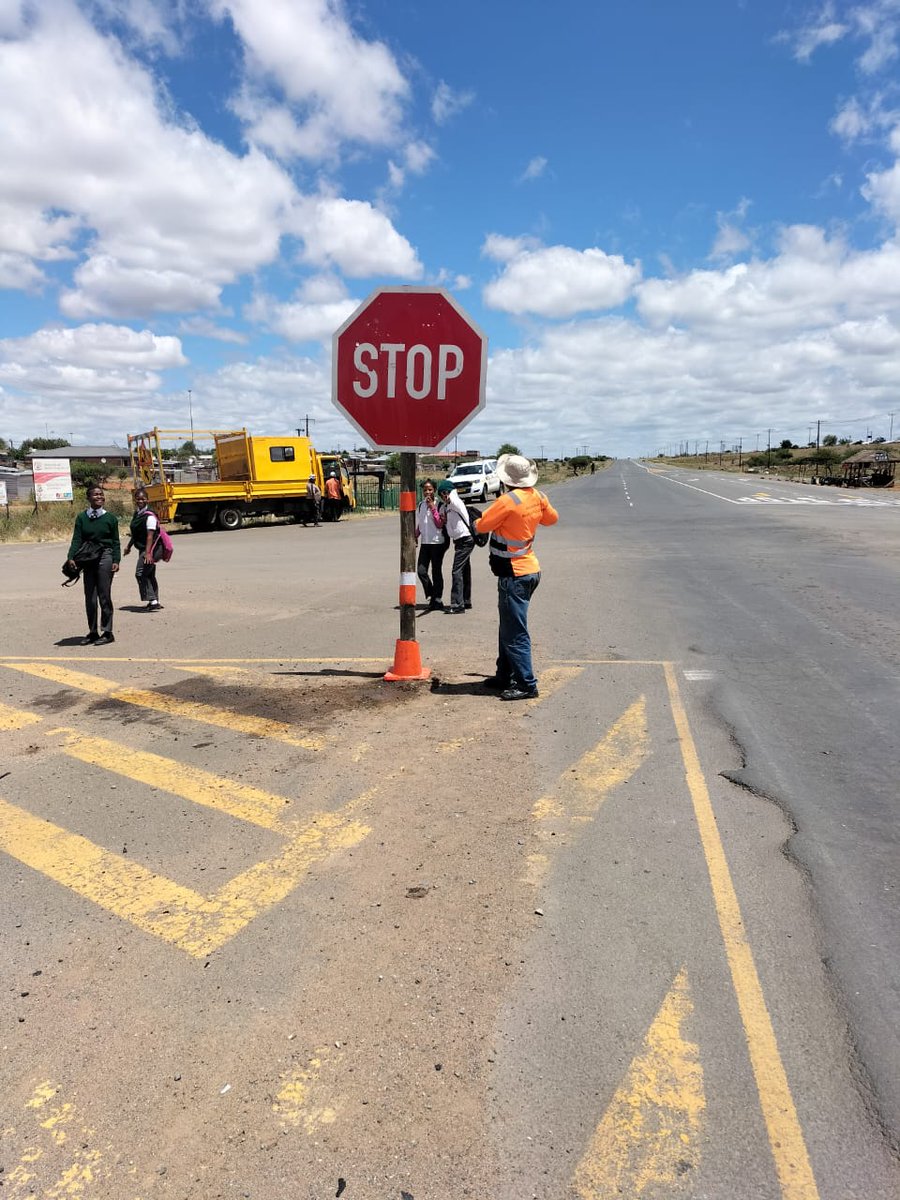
[{"left": 416, "top": 499, "right": 445, "bottom": 545}]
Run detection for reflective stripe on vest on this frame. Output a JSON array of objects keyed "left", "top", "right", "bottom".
[{"left": 488, "top": 493, "right": 535, "bottom": 559}]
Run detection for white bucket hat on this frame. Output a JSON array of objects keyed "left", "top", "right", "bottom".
[{"left": 496, "top": 453, "right": 538, "bottom": 488}]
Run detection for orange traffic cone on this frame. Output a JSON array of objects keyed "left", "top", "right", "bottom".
[{"left": 384, "top": 639, "right": 431, "bottom": 682}]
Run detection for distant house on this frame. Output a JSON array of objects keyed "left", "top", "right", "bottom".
[
  {"left": 841, "top": 447, "right": 898, "bottom": 488},
  {"left": 25, "top": 445, "right": 130, "bottom": 468}
]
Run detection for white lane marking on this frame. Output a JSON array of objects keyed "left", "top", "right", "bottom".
[
  {"left": 631, "top": 461, "right": 900, "bottom": 508},
  {"left": 736, "top": 495, "right": 900, "bottom": 507},
  {"left": 684, "top": 669, "right": 716, "bottom": 681}
]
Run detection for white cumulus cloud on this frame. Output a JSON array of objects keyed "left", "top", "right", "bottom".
[
  {"left": 291, "top": 196, "right": 422, "bottom": 278},
  {"left": 214, "top": 0, "right": 409, "bottom": 160},
  {"left": 483, "top": 245, "right": 641, "bottom": 317}
]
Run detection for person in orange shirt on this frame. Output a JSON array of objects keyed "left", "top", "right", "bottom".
[
  {"left": 475, "top": 454, "right": 559, "bottom": 701},
  {"left": 323, "top": 472, "right": 344, "bottom": 521}
]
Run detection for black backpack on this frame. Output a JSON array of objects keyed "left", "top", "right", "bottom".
[{"left": 459, "top": 504, "right": 489, "bottom": 547}]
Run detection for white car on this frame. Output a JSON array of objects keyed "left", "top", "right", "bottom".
[{"left": 445, "top": 459, "right": 501, "bottom": 503}]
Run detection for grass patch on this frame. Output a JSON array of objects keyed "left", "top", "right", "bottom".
[{"left": 0, "top": 492, "right": 129, "bottom": 544}]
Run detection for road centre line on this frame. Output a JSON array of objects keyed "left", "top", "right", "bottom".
[
  {"left": 663, "top": 662, "right": 820, "bottom": 1199},
  {"left": 51, "top": 727, "right": 298, "bottom": 834},
  {"left": 0, "top": 792, "right": 371, "bottom": 958},
  {"left": 0, "top": 662, "right": 324, "bottom": 750}
]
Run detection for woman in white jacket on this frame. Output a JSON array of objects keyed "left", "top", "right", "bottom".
[
  {"left": 436, "top": 479, "right": 474, "bottom": 614},
  {"left": 415, "top": 479, "right": 448, "bottom": 611}
]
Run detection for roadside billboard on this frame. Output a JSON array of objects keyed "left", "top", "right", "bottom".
[{"left": 33, "top": 458, "right": 74, "bottom": 502}]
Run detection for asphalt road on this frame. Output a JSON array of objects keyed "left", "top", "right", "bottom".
[{"left": 1, "top": 475, "right": 898, "bottom": 1200}]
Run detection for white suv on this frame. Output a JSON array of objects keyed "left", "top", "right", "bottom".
[{"left": 445, "top": 459, "right": 501, "bottom": 503}]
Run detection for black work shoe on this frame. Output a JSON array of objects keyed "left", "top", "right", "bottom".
[
  {"left": 80, "top": 633, "right": 99, "bottom": 646},
  {"left": 482, "top": 676, "right": 508, "bottom": 690},
  {"left": 94, "top": 632, "right": 115, "bottom": 645},
  {"left": 500, "top": 686, "right": 539, "bottom": 701},
  {"left": 464, "top": 603, "right": 473, "bottom": 609},
  {"left": 148, "top": 603, "right": 164, "bottom": 611},
  {"left": 447, "top": 606, "right": 465, "bottom": 614}
]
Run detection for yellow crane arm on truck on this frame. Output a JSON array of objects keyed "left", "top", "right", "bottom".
[{"left": 127, "top": 428, "right": 355, "bottom": 531}]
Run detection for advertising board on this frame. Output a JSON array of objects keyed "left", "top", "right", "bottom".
[{"left": 33, "top": 458, "right": 74, "bottom": 502}]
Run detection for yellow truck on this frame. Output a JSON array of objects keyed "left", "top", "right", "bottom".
[{"left": 128, "top": 428, "right": 354, "bottom": 531}]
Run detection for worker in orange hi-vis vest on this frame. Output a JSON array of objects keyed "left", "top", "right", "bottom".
[
  {"left": 324, "top": 472, "right": 343, "bottom": 521},
  {"left": 475, "top": 454, "right": 559, "bottom": 701}
]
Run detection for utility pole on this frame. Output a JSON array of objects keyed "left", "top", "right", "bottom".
[
  {"left": 188, "top": 389, "right": 194, "bottom": 442},
  {"left": 816, "top": 419, "right": 820, "bottom": 450},
  {"left": 704, "top": 439, "right": 709, "bottom": 462},
  {"left": 756, "top": 433, "right": 760, "bottom": 452},
  {"left": 296, "top": 416, "right": 316, "bottom": 438},
  {"left": 738, "top": 436, "right": 742, "bottom": 470},
  {"left": 889, "top": 411, "right": 895, "bottom": 442},
  {"left": 766, "top": 428, "right": 772, "bottom": 468}
]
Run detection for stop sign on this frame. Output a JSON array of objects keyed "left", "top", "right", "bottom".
[{"left": 332, "top": 287, "right": 487, "bottom": 451}]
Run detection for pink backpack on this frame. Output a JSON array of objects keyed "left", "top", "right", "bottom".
[{"left": 152, "top": 526, "right": 174, "bottom": 563}]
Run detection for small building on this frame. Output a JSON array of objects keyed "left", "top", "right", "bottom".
[{"left": 841, "top": 447, "right": 898, "bottom": 488}]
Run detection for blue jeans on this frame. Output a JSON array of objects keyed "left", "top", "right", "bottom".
[{"left": 496, "top": 572, "right": 541, "bottom": 691}]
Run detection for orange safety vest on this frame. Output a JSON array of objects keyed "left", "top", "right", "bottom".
[
  {"left": 324, "top": 477, "right": 342, "bottom": 500},
  {"left": 475, "top": 488, "right": 559, "bottom": 576}
]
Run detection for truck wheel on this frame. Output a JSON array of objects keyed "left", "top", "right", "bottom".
[{"left": 218, "top": 507, "right": 244, "bottom": 530}]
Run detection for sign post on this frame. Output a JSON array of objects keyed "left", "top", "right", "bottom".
[{"left": 333, "top": 287, "right": 487, "bottom": 680}]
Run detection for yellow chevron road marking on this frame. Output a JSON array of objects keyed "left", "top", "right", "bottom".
[
  {"left": 526, "top": 697, "right": 649, "bottom": 886},
  {"left": 572, "top": 968, "right": 704, "bottom": 1198},
  {"left": 664, "top": 663, "right": 820, "bottom": 1200},
  {"left": 8, "top": 1081, "right": 110, "bottom": 1199},
  {"left": 528, "top": 692, "right": 650, "bottom": 829},
  {"left": 0, "top": 795, "right": 370, "bottom": 958},
  {"left": 0, "top": 701, "right": 43, "bottom": 731},
  {"left": 535, "top": 664, "right": 584, "bottom": 698},
  {"left": 275, "top": 1046, "right": 343, "bottom": 1133},
  {"left": 51, "top": 727, "right": 297, "bottom": 834},
  {"left": 1, "top": 662, "right": 323, "bottom": 750}
]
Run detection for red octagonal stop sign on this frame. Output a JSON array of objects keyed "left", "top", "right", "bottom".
[{"left": 332, "top": 287, "right": 487, "bottom": 451}]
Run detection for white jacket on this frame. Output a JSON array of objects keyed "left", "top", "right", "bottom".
[{"left": 442, "top": 490, "right": 471, "bottom": 541}]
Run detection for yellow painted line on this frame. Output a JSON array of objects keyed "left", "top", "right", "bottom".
[
  {"left": 26, "top": 1081, "right": 60, "bottom": 1110},
  {"left": 10, "top": 1081, "right": 108, "bottom": 1199},
  {"left": 526, "top": 697, "right": 649, "bottom": 888},
  {"left": 534, "top": 664, "right": 584, "bottom": 699},
  {"left": 275, "top": 1046, "right": 342, "bottom": 1133},
  {"left": 0, "top": 702, "right": 43, "bottom": 731},
  {"left": 2, "top": 662, "right": 323, "bottom": 750},
  {"left": 532, "top": 696, "right": 649, "bottom": 825},
  {"left": 663, "top": 663, "right": 819, "bottom": 1199},
  {"left": 572, "top": 968, "right": 704, "bottom": 1197},
  {"left": 0, "top": 794, "right": 370, "bottom": 958},
  {"left": 0, "top": 656, "right": 386, "bottom": 664},
  {"left": 52, "top": 728, "right": 297, "bottom": 834}
]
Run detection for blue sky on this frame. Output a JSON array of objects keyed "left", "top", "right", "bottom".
[{"left": 3, "top": 0, "right": 900, "bottom": 457}]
